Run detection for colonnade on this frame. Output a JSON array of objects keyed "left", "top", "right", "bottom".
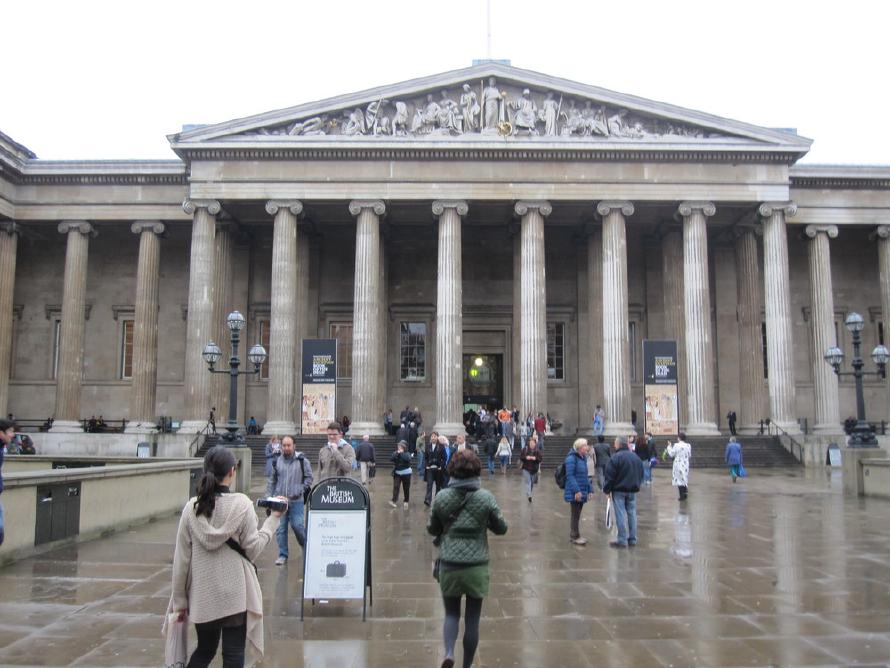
[{"left": 1, "top": 198, "right": 883, "bottom": 437}]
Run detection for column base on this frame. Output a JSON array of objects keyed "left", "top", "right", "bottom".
[
  {"left": 684, "top": 422, "right": 721, "bottom": 437},
  {"left": 432, "top": 422, "right": 466, "bottom": 439},
  {"left": 774, "top": 420, "right": 801, "bottom": 436},
  {"left": 604, "top": 422, "right": 636, "bottom": 437},
  {"left": 349, "top": 421, "right": 385, "bottom": 437},
  {"left": 812, "top": 422, "right": 845, "bottom": 437},
  {"left": 124, "top": 422, "right": 157, "bottom": 434},
  {"left": 263, "top": 421, "right": 297, "bottom": 436},
  {"left": 177, "top": 419, "right": 211, "bottom": 434},
  {"left": 49, "top": 420, "right": 84, "bottom": 433},
  {"left": 738, "top": 424, "right": 765, "bottom": 435}
]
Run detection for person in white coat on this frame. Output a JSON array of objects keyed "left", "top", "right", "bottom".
[{"left": 666, "top": 433, "right": 692, "bottom": 501}]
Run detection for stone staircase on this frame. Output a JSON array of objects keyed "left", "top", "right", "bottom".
[{"left": 197, "top": 433, "right": 798, "bottom": 470}]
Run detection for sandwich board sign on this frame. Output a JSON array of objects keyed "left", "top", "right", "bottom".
[{"left": 301, "top": 476, "right": 373, "bottom": 620}]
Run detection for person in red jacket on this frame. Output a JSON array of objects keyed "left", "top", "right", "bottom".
[{"left": 533, "top": 413, "right": 546, "bottom": 450}]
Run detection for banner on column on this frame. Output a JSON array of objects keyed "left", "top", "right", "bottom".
[
  {"left": 301, "top": 339, "right": 337, "bottom": 434},
  {"left": 643, "top": 340, "right": 680, "bottom": 436}
]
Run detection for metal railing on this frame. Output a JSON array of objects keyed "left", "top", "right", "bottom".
[{"left": 764, "top": 420, "right": 806, "bottom": 465}]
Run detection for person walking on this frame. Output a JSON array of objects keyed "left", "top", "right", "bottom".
[
  {"left": 635, "top": 432, "right": 654, "bottom": 486},
  {"left": 424, "top": 433, "right": 448, "bottom": 506},
  {"left": 533, "top": 413, "right": 546, "bottom": 450},
  {"left": 564, "top": 438, "right": 593, "bottom": 545},
  {"left": 592, "top": 435, "right": 611, "bottom": 491},
  {"left": 725, "top": 436, "right": 743, "bottom": 482},
  {"left": 495, "top": 436, "right": 511, "bottom": 474},
  {"left": 416, "top": 429, "right": 426, "bottom": 475},
  {"left": 428, "top": 450, "right": 508, "bottom": 668},
  {"left": 592, "top": 405, "right": 605, "bottom": 437},
  {"left": 519, "top": 437, "right": 542, "bottom": 502},
  {"left": 355, "top": 434, "right": 376, "bottom": 486},
  {"left": 603, "top": 436, "right": 644, "bottom": 548},
  {"left": 267, "top": 435, "right": 313, "bottom": 566},
  {"left": 263, "top": 435, "right": 281, "bottom": 479},
  {"left": 666, "top": 433, "right": 692, "bottom": 500},
  {"left": 390, "top": 441, "right": 412, "bottom": 508},
  {"left": 169, "top": 446, "right": 282, "bottom": 666},
  {"left": 483, "top": 431, "right": 497, "bottom": 476},
  {"left": 318, "top": 422, "right": 355, "bottom": 480},
  {"left": 727, "top": 411, "right": 737, "bottom": 436}
]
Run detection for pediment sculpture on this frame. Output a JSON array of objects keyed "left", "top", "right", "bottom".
[{"left": 242, "top": 77, "right": 725, "bottom": 141}]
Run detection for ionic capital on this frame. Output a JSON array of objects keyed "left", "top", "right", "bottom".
[
  {"left": 348, "top": 199, "right": 386, "bottom": 217},
  {"left": 265, "top": 200, "right": 304, "bottom": 217},
  {"left": 757, "top": 201, "right": 797, "bottom": 220},
  {"left": 872, "top": 225, "right": 890, "bottom": 241},
  {"left": 0, "top": 222, "right": 20, "bottom": 236},
  {"left": 677, "top": 201, "right": 716, "bottom": 218},
  {"left": 130, "top": 220, "right": 166, "bottom": 235},
  {"left": 804, "top": 224, "right": 838, "bottom": 239},
  {"left": 58, "top": 221, "right": 97, "bottom": 237},
  {"left": 432, "top": 200, "right": 469, "bottom": 218},
  {"left": 595, "top": 200, "right": 634, "bottom": 218},
  {"left": 514, "top": 200, "right": 552, "bottom": 217},
  {"left": 182, "top": 199, "right": 221, "bottom": 216}
]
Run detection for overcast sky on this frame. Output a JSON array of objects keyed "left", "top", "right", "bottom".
[{"left": 5, "top": 0, "right": 887, "bottom": 164}]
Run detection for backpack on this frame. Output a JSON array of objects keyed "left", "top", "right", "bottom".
[
  {"left": 554, "top": 461, "right": 567, "bottom": 489},
  {"left": 272, "top": 453, "right": 311, "bottom": 504}
]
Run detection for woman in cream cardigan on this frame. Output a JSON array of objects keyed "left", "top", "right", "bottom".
[{"left": 169, "top": 446, "right": 283, "bottom": 667}]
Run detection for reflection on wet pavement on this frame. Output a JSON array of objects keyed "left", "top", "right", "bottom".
[{"left": 1, "top": 467, "right": 889, "bottom": 666}]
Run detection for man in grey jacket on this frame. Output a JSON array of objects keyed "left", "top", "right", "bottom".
[
  {"left": 318, "top": 421, "right": 356, "bottom": 480},
  {"left": 267, "top": 435, "right": 313, "bottom": 566}
]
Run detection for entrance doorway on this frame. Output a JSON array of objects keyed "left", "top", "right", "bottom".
[{"left": 463, "top": 353, "right": 503, "bottom": 412}]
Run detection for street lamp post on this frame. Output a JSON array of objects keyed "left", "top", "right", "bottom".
[
  {"left": 824, "top": 312, "right": 889, "bottom": 448},
  {"left": 202, "top": 311, "right": 267, "bottom": 446}
]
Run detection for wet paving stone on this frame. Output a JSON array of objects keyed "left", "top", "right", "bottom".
[{"left": 1, "top": 467, "right": 890, "bottom": 666}]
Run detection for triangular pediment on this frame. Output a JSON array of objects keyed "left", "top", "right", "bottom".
[{"left": 169, "top": 63, "right": 810, "bottom": 158}]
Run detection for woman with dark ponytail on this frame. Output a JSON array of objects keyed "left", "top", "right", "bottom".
[{"left": 167, "top": 446, "right": 284, "bottom": 667}]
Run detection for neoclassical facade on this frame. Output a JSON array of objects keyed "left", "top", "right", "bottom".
[{"left": 2, "top": 63, "right": 889, "bottom": 449}]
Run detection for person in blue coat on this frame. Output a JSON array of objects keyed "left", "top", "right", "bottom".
[
  {"left": 564, "top": 438, "right": 593, "bottom": 545},
  {"left": 725, "top": 436, "right": 743, "bottom": 482}
]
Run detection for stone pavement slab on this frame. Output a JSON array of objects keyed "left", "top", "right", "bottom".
[{"left": 0, "top": 467, "right": 889, "bottom": 666}]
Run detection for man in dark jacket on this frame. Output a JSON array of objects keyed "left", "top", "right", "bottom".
[
  {"left": 424, "top": 435, "right": 448, "bottom": 505},
  {"left": 355, "top": 435, "right": 376, "bottom": 486},
  {"left": 592, "top": 436, "right": 611, "bottom": 491},
  {"left": 635, "top": 432, "right": 654, "bottom": 486},
  {"left": 603, "top": 436, "right": 644, "bottom": 549},
  {"left": 396, "top": 421, "right": 410, "bottom": 447}
]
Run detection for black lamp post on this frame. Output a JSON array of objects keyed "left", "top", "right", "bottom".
[
  {"left": 824, "top": 312, "right": 889, "bottom": 448},
  {"left": 202, "top": 311, "right": 267, "bottom": 446}
]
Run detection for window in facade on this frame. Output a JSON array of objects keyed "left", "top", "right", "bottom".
[
  {"left": 547, "top": 321, "right": 565, "bottom": 380},
  {"left": 52, "top": 319, "right": 61, "bottom": 380},
  {"left": 120, "top": 320, "right": 134, "bottom": 379},
  {"left": 257, "top": 319, "right": 271, "bottom": 380},
  {"left": 330, "top": 322, "right": 353, "bottom": 379},
  {"left": 399, "top": 322, "right": 426, "bottom": 381},
  {"left": 761, "top": 322, "right": 769, "bottom": 380}
]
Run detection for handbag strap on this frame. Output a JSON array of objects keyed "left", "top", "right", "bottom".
[
  {"left": 439, "top": 490, "right": 476, "bottom": 539},
  {"left": 225, "top": 538, "right": 258, "bottom": 575}
]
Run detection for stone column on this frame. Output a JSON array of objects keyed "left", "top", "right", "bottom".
[
  {"left": 806, "top": 225, "right": 842, "bottom": 434},
  {"left": 210, "top": 222, "right": 235, "bottom": 422},
  {"left": 734, "top": 227, "right": 768, "bottom": 433},
  {"left": 597, "top": 201, "right": 635, "bottom": 435},
  {"left": 759, "top": 202, "right": 800, "bottom": 434},
  {"left": 264, "top": 200, "right": 303, "bottom": 434},
  {"left": 515, "top": 201, "right": 550, "bottom": 419},
  {"left": 587, "top": 226, "right": 604, "bottom": 426},
  {"left": 876, "top": 226, "right": 890, "bottom": 421},
  {"left": 0, "top": 223, "right": 19, "bottom": 418},
  {"left": 348, "top": 200, "right": 385, "bottom": 435},
  {"left": 661, "top": 227, "right": 688, "bottom": 427},
  {"left": 433, "top": 200, "right": 468, "bottom": 435},
  {"left": 51, "top": 221, "right": 96, "bottom": 432},
  {"left": 678, "top": 201, "right": 719, "bottom": 435},
  {"left": 378, "top": 232, "right": 388, "bottom": 425},
  {"left": 179, "top": 199, "right": 220, "bottom": 433},
  {"left": 125, "top": 221, "right": 165, "bottom": 433}
]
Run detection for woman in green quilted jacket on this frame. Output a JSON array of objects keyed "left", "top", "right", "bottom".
[{"left": 428, "top": 449, "right": 508, "bottom": 668}]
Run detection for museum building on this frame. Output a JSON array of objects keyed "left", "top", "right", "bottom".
[{"left": 1, "top": 63, "right": 889, "bottom": 453}]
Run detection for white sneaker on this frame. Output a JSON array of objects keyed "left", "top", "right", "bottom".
[
  {"left": 403, "top": 502, "right": 409, "bottom": 509},
  {"left": 389, "top": 501, "right": 398, "bottom": 508},
  {"left": 274, "top": 557, "right": 287, "bottom": 566}
]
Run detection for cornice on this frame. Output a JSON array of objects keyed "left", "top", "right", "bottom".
[
  {"left": 0, "top": 160, "right": 187, "bottom": 186},
  {"left": 790, "top": 165, "right": 890, "bottom": 190}
]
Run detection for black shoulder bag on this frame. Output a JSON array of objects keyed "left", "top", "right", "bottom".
[
  {"left": 432, "top": 490, "right": 475, "bottom": 580},
  {"left": 225, "top": 538, "right": 258, "bottom": 575}
]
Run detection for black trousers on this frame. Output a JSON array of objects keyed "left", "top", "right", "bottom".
[
  {"left": 425, "top": 469, "right": 443, "bottom": 503},
  {"left": 678, "top": 485, "right": 688, "bottom": 500},
  {"left": 188, "top": 621, "right": 246, "bottom": 668},
  {"left": 392, "top": 474, "right": 411, "bottom": 503},
  {"left": 570, "top": 501, "right": 584, "bottom": 539}
]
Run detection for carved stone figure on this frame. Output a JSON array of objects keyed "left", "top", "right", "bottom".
[
  {"left": 509, "top": 89, "right": 538, "bottom": 135},
  {"left": 365, "top": 99, "right": 388, "bottom": 135},
  {"left": 460, "top": 84, "right": 480, "bottom": 132},
  {"left": 560, "top": 99, "right": 584, "bottom": 136},
  {"left": 287, "top": 116, "right": 326, "bottom": 136},
  {"left": 437, "top": 90, "right": 461, "bottom": 134},
  {"left": 343, "top": 108, "right": 367, "bottom": 136},
  {"left": 481, "top": 77, "right": 503, "bottom": 132},
  {"left": 607, "top": 109, "right": 631, "bottom": 137},
  {"left": 581, "top": 102, "right": 609, "bottom": 137},
  {"left": 541, "top": 91, "right": 560, "bottom": 136},
  {"left": 392, "top": 101, "right": 409, "bottom": 136}
]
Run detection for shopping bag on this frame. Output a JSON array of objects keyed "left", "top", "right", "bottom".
[
  {"left": 738, "top": 464, "right": 747, "bottom": 478},
  {"left": 605, "top": 496, "right": 613, "bottom": 530},
  {"left": 164, "top": 612, "right": 188, "bottom": 668}
]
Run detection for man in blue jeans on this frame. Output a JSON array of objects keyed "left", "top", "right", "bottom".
[
  {"left": 603, "top": 435, "right": 644, "bottom": 548},
  {"left": 267, "top": 435, "right": 313, "bottom": 566}
]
